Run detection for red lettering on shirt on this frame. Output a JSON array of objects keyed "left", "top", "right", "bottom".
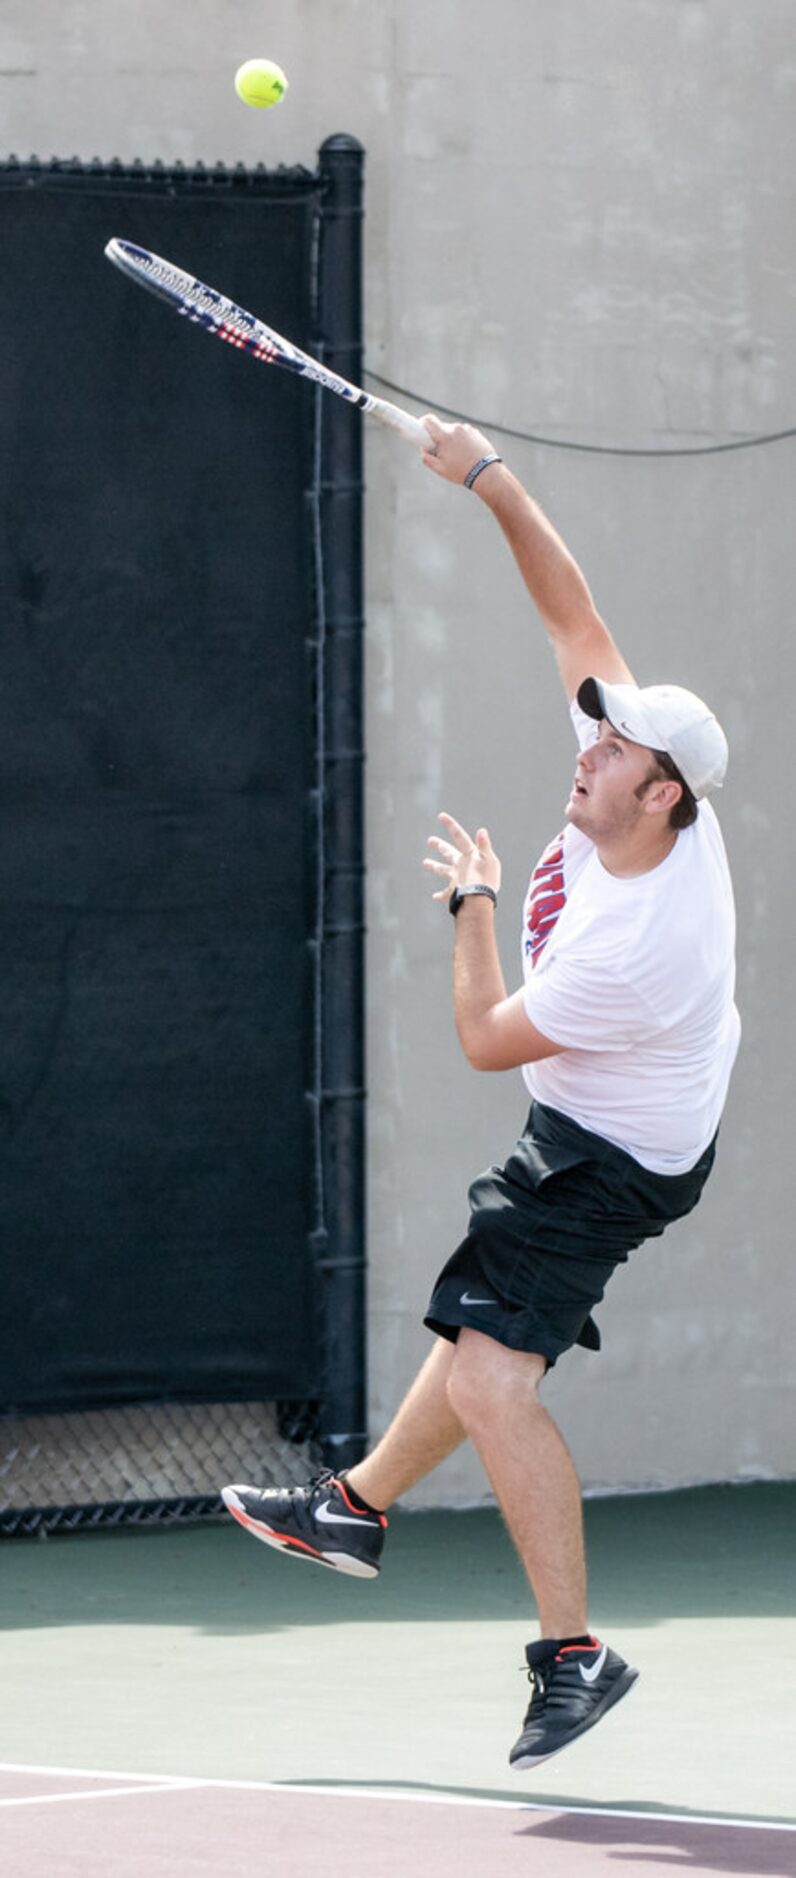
[{"left": 525, "top": 834, "right": 566, "bottom": 967}]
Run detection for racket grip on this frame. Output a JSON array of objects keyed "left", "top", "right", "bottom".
[{"left": 369, "top": 399, "right": 433, "bottom": 450}]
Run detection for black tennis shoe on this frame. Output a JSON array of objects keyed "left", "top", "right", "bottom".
[
  {"left": 509, "top": 1635, "right": 638, "bottom": 1769},
  {"left": 221, "top": 1469, "right": 387, "bottom": 1578}
]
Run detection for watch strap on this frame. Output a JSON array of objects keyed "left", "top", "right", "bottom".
[{"left": 449, "top": 884, "right": 498, "bottom": 917}]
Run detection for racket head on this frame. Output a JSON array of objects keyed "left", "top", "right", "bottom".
[
  {"left": 105, "top": 238, "right": 430, "bottom": 447},
  {"left": 104, "top": 238, "right": 287, "bottom": 366}
]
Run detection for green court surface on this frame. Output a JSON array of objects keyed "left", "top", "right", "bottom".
[{"left": 0, "top": 1483, "right": 792, "bottom": 1828}]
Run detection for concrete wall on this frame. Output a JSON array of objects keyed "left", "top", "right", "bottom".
[{"left": 3, "top": 1, "right": 793, "bottom": 1497}]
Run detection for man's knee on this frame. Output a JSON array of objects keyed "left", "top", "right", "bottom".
[{"left": 446, "top": 1329, "right": 547, "bottom": 1432}]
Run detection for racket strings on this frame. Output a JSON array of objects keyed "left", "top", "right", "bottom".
[{"left": 106, "top": 240, "right": 395, "bottom": 423}]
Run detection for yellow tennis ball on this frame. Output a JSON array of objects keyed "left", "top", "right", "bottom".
[{"left": 234, "top": 58, "right": 289, "bottom": 109}]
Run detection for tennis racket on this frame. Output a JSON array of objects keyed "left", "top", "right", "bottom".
[{"left": 104, "top": 237, "right": 431, "bottom": 450}]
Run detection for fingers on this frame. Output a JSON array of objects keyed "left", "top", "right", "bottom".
[
  {"left": 423, "top": 834, "right": 463, "bottom": 890},
  {"left": 423, "top": 815, "right": 475, "bottom": 905},
  {"left": 421, "top": 415, "right": 447, "bottom": 474},
  {"left": 437, "top": 810, "right": 476, "bottom": 853},
  {"left": 422, "top": 414, "right": 492, "bottom": 451},
  {"left": 427, "top": 833, "right": 469, "bottom": 865},
  {"left": 422, "top": 855, "right": 455, "bottom": 904},
  {"left": 421, "top": 413, "right": 447, "bottom": 470},
  {"left": 423, "top": 814, "right": 501, "bottom": 907},
  {"left": 420, "top": 414, "right": 498, "bottom": 483}
]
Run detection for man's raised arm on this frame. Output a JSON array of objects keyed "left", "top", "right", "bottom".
[{"left": 422, "top": 415, "right": 635, "bottom": 700}]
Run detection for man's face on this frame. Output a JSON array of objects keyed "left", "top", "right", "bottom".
[{"left": 565, "top": 719, "right": 662, "bottom": 841}]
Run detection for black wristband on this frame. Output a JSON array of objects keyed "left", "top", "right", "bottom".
[
  {"left": 464, "top": 453, "right": 502, "bottom": 489},
  {"left": 449, "top": 884, "right": 498, "bottom": 917}
]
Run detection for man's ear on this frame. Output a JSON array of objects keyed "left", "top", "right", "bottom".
[{"left": 644, "top": 777, "right": 682, "bottom": 817}]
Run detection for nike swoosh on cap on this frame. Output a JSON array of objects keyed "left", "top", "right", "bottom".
[{"left": 460, "top": 1292, "right": 497, "bottom": 1306}]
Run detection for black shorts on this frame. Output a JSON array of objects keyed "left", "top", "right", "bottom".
[{"left": 424, "top": 1100, "right": 717, "bottom": 1367}]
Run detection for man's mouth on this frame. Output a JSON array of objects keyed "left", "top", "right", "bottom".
[{"left": 573, "top": 778, "right": 588, "bottom": 797}]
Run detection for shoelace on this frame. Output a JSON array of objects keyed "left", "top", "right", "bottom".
[
  {"left": 302, "top": 1468, "right": 338, "bottom": 1504},
  {"left": 521, "top": 1644, "right": 603, "bottom": 1721},
  {"left": 520, "top": 1663, "right": 549, "bottom": 1723},
  {"left": 263, "top": 1468, "right": 336, "bottom": 1510}
]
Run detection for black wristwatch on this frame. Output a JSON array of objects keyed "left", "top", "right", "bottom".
[{"left": 449, "top": 884, "right": 498, "bottom": 917}]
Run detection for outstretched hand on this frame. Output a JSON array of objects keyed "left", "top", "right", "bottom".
[
  {"left": 421, "top": 415, "right": 499, "bottom": 485},
  {"left": 424, "top": 813, "right": 502, "bottom": 904}
]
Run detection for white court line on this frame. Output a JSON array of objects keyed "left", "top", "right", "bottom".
[
  {"left": 0, "top": 1780, "right": 201, "bottom": 1811},
  {"left": 0, "top": 1762, "right": 792, "bottom": 1833}
]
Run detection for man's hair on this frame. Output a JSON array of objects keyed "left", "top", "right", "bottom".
[{"left": 650, "top": 748, "right": 698, "bottom": 829}]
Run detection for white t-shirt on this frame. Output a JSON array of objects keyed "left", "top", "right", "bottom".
[{"left": 521, "top": 701, "right": 741, "bottom": 1174}]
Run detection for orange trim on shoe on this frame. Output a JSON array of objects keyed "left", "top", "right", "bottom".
[
  {"left": 555, "top": 1635, "right": 601, "bottom": 1657},
  {"left": 230, "top": 1504, "right": 324, "bottom": 1560},
  {"left": 335, "top": 1478, "right": 389, "bottom": 1527}
]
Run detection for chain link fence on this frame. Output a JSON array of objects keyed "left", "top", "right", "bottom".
[{"left": 0, "top": 1399, "right": 318, "bottom": 1536}]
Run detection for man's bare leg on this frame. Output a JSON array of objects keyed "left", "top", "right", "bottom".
[
  {"left": 345, "top": 1336, "right": 465, "bottom": 1510},
  {"left": 447, "top": 1328, "right": 587, "bottom": 1637},
  {"left": 222, "top": 1336, "right": 465, "bottom": 1570},
  {"left": 446, "top": 1330, "right": 640, "bottom": 1766}
]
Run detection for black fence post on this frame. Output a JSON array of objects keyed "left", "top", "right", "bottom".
[{"left": 315, "top": 135, "right": 367, "bottom": 1471}]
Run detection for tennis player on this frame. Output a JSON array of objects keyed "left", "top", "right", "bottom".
[{"left": 223, "top": 418, "right": 740, "bottom": 1770}]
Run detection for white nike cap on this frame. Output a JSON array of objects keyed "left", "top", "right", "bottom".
[{"left": 577, "top": 677, "right": 728, "bottom": 799}]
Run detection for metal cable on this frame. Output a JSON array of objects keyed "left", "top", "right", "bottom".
[{"left": 364, "top": 371, "right": 796, "bottom": 459}]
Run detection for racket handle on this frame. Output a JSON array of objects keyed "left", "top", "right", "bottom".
[{"left": 368, "top": 398, "right": 433, "bottom": 450}]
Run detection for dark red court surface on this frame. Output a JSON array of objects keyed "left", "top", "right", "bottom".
[{"left": 2, "top": 1768, "right": 794, "bottom": 1877}]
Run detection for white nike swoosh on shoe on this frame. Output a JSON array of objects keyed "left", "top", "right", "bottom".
[
  {"left": 460, "top": 1292, "right": 497, "bottom": 1306},
  {"left": 315, "top": 1500, "right": 381, "bottom": 1529},
  {"left": 578, "top": 1643, "right": 608, "bottom": 1683}
]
